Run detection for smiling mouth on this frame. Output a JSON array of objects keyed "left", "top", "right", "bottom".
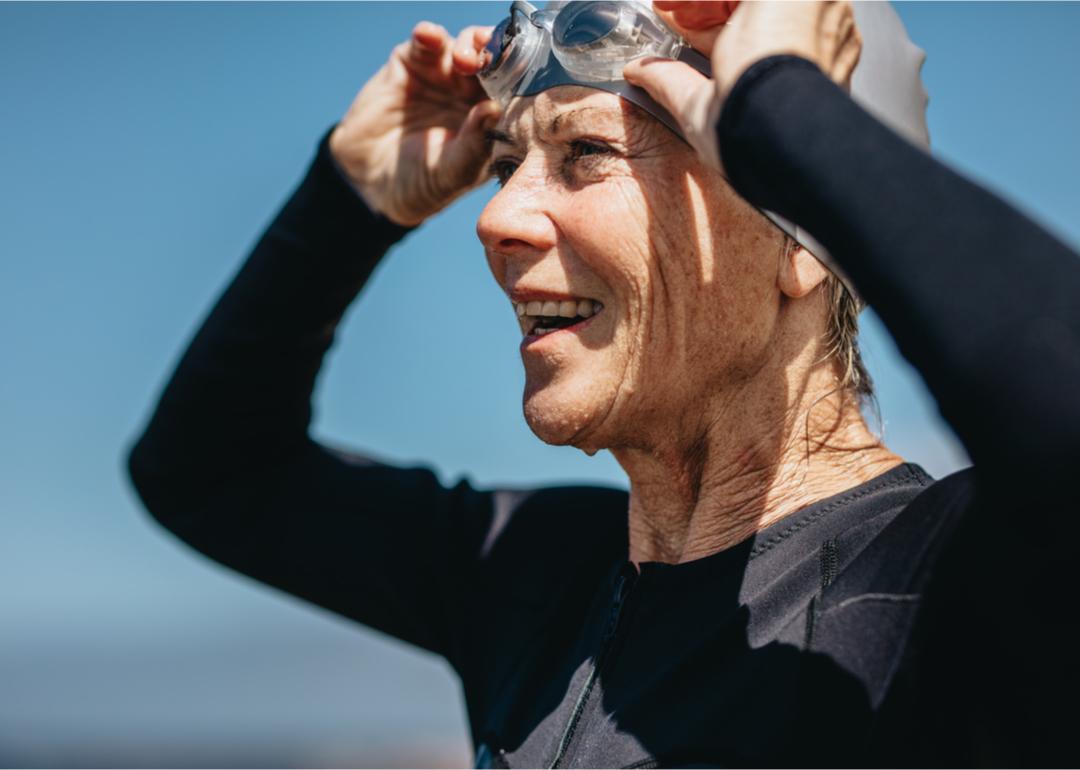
[{"left": 514, "top": 298, "right": 604, "bottom": 337}]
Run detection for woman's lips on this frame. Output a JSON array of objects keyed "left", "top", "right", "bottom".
[
  {"left": 520, "top": 308, "right": 602, "bottom": 349},
  {"left": 507, "top": 290, "right": 606, "bottom": 350},
  {"left": 512, "top": 298, "right": 604, "bottom": 336}
]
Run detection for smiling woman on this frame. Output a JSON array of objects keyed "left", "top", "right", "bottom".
[
  {"left": 476, "top": 87, "right": 898, "bottom": 563},
  {"left": 127, "top": 0, "right": 1080, "bottom": 767}
]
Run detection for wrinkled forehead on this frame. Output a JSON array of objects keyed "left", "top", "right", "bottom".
[{"left": 492, "top": 85, "right": 669, "bottom": 147}]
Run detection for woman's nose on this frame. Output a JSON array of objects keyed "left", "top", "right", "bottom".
[{"left": 476, "top": 171, "right": 560, "bottom": 278}]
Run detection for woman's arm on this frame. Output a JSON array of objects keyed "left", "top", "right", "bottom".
[
  {"left": 716, "top": 55, "right": 1080, "bottom": 498},
  {"left": 127, "top": 23, "right": 510, "bottom": 664},
  {"left": 714, "top": 59, "right": 1080, "bottom": 756},
  {"left": 127, "top": 132, "right": 488, "bottom": 661}
]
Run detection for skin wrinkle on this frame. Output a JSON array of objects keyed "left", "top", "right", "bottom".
[
  {"left": 573, "top": 112, "right": 669, "bottom": 450},
  {"left": 476, "top": 86, "right": 902, "bottom": 566}
]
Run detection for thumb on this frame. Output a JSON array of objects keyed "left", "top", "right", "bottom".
[
  {"left": 438, "top": 98, "right": 502, "bottom": 190},
  {"left": 624, "top": 57, "right": 724, "bottom": 172},
  {"left": 624, "top": 56, "right": 708, "bottom": 126}
]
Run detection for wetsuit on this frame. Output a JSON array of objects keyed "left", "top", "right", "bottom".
[{"left": 128, "top": 56, "right": 1080, "bottom": 767}]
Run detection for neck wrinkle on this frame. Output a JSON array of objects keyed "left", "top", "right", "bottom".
[{"left": 617, "top": 372, "right": 903, "bottom": 566}]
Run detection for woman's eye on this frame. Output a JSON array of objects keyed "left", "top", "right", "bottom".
[
  {"left": 569, "top": 139, "right": 612, "bottom": 161},
  {"left": 490, "top": 158, "right": 519, "bottom": 187},
  {"left": 562, "top": 139, "right": 617, "bottom": 183},
  {"left": 489, "top": 141, "right": 616, "bottom": 188}
]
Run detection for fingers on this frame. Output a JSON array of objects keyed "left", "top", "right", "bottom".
[
  {"left": 624, "top": 57, "right": 724, "bottom": 171},
  {"left": 459, "top": 99, "right": 503, "bottom": 146},
  {"left": 653, "top": 6, "right": 725, "bottom": 55},
  {"left": 654, "top": 0, "right": 739, "bottom": 31},
  {"left": 624, "top": 56, "right": 709, "bottom": 122},
  {"left": 452, "top": 25, "right": 495, "bottom": 75},
  {"left": 398, "top": 21, "right": 489, "bottom": 100},
  {"left": 406, "top": 21, "right": 452, "bottom": 68},
  {"left": 438, "top": 98, "right": 503, "bottom": 190}
]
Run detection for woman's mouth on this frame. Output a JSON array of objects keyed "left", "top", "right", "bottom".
[{"left": 514, "top": 298, "right": 604, "bottom": 340}]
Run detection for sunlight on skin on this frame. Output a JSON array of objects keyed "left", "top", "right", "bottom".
[{"left": 478, "top": 86, "right": 902, "bottom": 564}]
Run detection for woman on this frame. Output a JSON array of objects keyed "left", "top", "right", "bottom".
[{"left": 128, "top": 1, "right": 1079, "bottom": 766}]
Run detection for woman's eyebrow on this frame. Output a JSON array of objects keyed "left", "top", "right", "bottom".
[
  {"left": 485, "top": 128, "right": 518, "bottom": 149},
  {"left": 549, "top": 106, "right": 624, "bottom": 135},
  {"left": 483, "top": 105, "right": 628, "bottom": 149}
]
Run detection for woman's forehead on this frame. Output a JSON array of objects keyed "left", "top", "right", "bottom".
[{"left": 493, "top": 87, "right": 658, "bottom": 146}]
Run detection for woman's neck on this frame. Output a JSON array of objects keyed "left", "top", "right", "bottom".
[{"left": 613, "top": 365, "right": 903, "bottom": 565}]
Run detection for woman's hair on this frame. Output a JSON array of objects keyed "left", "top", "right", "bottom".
[{"left": 821, "top": 273, "right": 874, "bottom": 404}]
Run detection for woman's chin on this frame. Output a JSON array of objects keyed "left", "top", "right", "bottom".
[{"left": 522, "top": 386, "right": 607, "bottom": 450}]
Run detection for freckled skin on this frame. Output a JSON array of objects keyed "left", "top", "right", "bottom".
[
  {"left": 477, "top": 86, "right": 902, "bottom": 563},
  {"left": 481, "top": 89, "right": 772, "bottom": 444}
]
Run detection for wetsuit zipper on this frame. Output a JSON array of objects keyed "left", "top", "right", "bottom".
[{"left": 549, "top": 565, "right": 636, "bottom": 769}]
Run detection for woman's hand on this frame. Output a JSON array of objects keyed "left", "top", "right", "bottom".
[
  {"left": 330, "top": 23, "right": 500, "bottom": 227},
  {"left": 624, "top": 1, "right": 862, "bottom": 171}
]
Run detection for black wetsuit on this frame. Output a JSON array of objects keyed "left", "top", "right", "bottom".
[{"left": 128, "top": 56, "right": 1080, "bottom": 767}]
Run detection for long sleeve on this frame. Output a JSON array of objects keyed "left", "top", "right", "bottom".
[
  {"left": 127, "top": 130, "right": 631, "bottom": 738},
  {"left": 716, "top": 56, "right": 1080, "bottom": 761},
  {"left": 717, "top": 55, "right": 1080, "bottom": 504},
  {"left": 127, "top": 131, "right": 498, "bottom": 663}
]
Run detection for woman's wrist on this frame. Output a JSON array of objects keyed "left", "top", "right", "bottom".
[
  {"left": 326, "top": 124, "right": 390, "bottom": 222},
  {"left": 271, "top": 129, "right": 415, "bottom": 271}
]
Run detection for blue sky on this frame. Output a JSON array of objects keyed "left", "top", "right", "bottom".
[{"left": 2, "top": 2, "right": 1079, "bottom": 766}]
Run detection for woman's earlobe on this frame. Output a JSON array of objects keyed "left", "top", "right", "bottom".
[{"left": 778, "top": 241, "right": 830, "bottom": 299}]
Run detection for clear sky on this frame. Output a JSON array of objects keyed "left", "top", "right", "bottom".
[{"left": 2, "top": 2, "right": 1079, "bottom": 766}]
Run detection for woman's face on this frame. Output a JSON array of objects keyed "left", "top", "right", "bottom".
[{"left": 477, "top": 86, "right": 787, "bottom": 454}]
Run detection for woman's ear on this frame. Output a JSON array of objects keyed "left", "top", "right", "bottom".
[{"left": 777, "top": 240, "right": 829, "bottom": 299}]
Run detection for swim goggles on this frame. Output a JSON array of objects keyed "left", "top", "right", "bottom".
[{"left": 477, "top": 0, "right": 711, "bottom": 139}]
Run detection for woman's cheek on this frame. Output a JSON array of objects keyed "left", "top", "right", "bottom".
[{"left": 558, "top": 178, "right": 653, "bottom": 281}]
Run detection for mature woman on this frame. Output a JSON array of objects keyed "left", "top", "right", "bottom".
[{"left": 129, "top": 1, "right": 1079, "bottom": 766}]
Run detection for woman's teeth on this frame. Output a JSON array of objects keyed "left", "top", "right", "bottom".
[{"left": 514, "top": 298, "right": 603, "bottom": 336}]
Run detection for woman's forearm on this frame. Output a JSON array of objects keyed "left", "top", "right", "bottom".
[
  {"left": 717, "top": 55, "right": 1080, "bottom": 491},
  {"left": 128, "top": 131, "right": 412, "bottom": 516}
]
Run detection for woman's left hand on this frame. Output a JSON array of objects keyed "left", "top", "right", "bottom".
[{"left": 624, "top": 1, "right": 863, "bottom": 172}]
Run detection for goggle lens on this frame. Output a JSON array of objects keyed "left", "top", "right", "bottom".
[
  {"left": 552, "top": 2, "right": 622, "bottom": 49},
  {"left": 482, "top": 16, "right": 515, "bottom": 73}
]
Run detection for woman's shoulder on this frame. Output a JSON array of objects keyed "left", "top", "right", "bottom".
[
  {"left": 787, "top": 466, "right": 976, "bottom": 707},
  {"left": 816, "top": 464, "right": 976, "bottom": 605}
]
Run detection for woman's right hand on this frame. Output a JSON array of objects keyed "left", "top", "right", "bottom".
[{"left": 330, "top": 23, "right": 500, "bottom": 227}]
